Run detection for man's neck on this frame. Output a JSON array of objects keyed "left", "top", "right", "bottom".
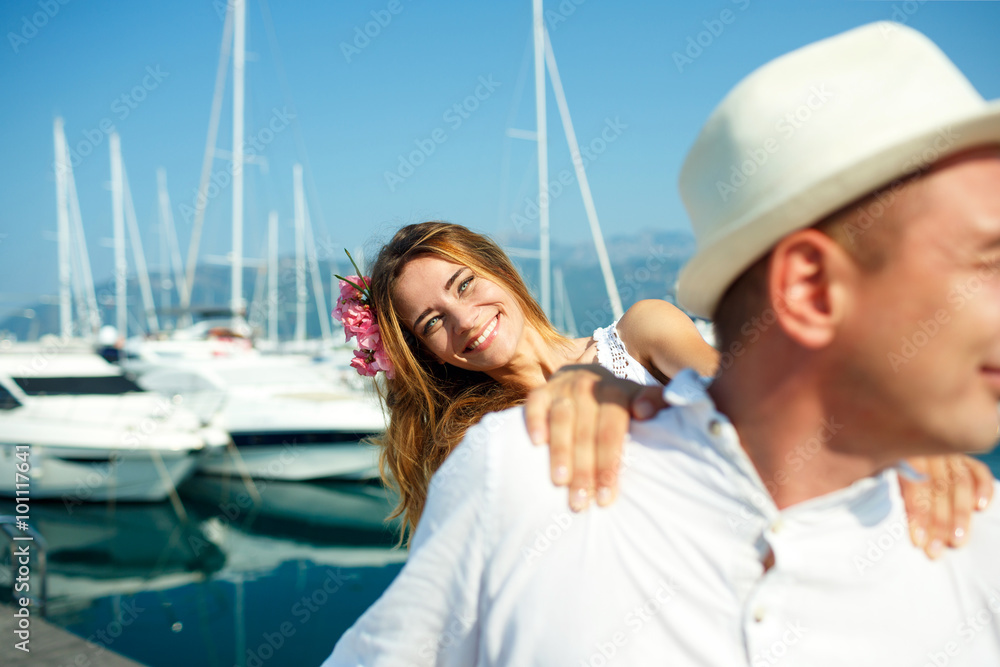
[{"left": 708, "top": 359, "right": 888, "bottom": 510}]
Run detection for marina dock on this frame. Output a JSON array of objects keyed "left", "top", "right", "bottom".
[{"left": 0, "top": 603, "right": 144, "bottom": 666}]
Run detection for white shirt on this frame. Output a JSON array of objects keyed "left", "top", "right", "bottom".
[{"left": 325, "top": 370, "right": 1000, "bottom": 667}]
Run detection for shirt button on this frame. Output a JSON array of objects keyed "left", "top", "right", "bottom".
[
  {"left": 708, "top": 419, "right": 722, "bottom": 436},
  {"left": 770, "top": 519, "right": 784, "bottom": 534},
  {"left": 753, "top": 607, "right": 766, "bottom": 623}
]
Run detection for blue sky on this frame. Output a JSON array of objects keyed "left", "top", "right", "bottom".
[{"left": 1, "top": 0, "right": 999, "bottom": 325}]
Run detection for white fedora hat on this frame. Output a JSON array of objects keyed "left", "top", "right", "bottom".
[{"left": 677, "top": 22, "right": 1000, "bottom": 319}]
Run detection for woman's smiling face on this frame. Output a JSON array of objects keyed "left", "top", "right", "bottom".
[{"left": 393, "top": 255, "right": 526, "bottom": 373}]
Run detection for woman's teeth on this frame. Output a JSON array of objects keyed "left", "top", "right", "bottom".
[{"left": 467, "top": 316, "right": 497, "bottom": 351}]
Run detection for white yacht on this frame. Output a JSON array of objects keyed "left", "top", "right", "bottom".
[
  {"left": 0, "top": 348, "right": 229, "bottom": 502},
  {"left": 122, "top": 332, "right": 386, "bottom": 481}
]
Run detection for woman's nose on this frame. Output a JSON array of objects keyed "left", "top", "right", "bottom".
[{"left": 452, "top": 306, "right": 478, "bottom": 334}]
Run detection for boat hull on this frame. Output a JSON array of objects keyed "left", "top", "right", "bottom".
[
  {"left": 197, "top": 437, "right": 380, "bottom": 481},
  {"left": 126, "top": 352, "right": 388, "bottom": 481},
  {"left": 0, "top": 443, "right": 201, "bottom": 502}
]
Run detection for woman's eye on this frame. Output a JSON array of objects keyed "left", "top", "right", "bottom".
[
  {"left": 423, "top": 316, "right": 439, "bottom": 334},
  {"left": 458, "top": 277, "right": 472, "bottom": 294}
]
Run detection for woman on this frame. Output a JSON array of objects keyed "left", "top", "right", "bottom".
[{"left": 339, "top": 221, "right": 992, "bottom": 554}]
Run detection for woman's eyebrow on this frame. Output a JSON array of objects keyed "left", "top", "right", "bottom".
[
  {"left": 413, "top": 308, "right": 432, "bottom": 332},
  {"left": 444, "top": 268, "right": 464, "bottom": 290},
  {"left": 413, "top": 268, "right": 465, "bottom": 330}
]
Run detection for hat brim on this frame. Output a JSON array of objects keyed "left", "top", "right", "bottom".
[{"left": 677, "top": 101, "right": 1000, "bottom": 319}]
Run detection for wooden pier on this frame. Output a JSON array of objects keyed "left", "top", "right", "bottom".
[{"left": 0, "top": 603, "right": 144, "bottom": 666}]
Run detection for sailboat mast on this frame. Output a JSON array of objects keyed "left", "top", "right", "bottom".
[
  {"left": 293, "top": 164, "right": 306, "bottom": 342},
  {"left": 533, "top": 0, "right": 550, "bottom": 318},
  {"left": 303, "top": 202, "right": 331, "bottom": 341},
  {"left": 53, "top": 118, "right": 73, "bottom": 338},
  {"left": 268, "top": 211, "right": 279, "bottom": 345},
  {"left": 157, "top": 168, "right": 188, "bottom": 327},
  {"left": 65, "top": 143, "right": 100, "bottom": 337},
  {"left": 157, "top": 169, "right": 171, "bottom": 320},
  {"left": 110, "top": 132, "right": 127, "bottom": 338},
  {"left": 554, "top": 266, "right": 578, "bottom": 337},
  {"left": 543, "top": 29, "right": 623, "bottom": 319},
  {"left": 122, "top": 165, "right": 160, "bottom": 332},
  {"left": 180, "top": 2, "right": 234, "bottom": 322},
  {"left": 231, "top": 0, "right": 246, "bottom": 322}
]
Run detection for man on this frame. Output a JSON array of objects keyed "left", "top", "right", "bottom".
[{"left": 325, "top": 22, "right": 1000, "bottom": 666}]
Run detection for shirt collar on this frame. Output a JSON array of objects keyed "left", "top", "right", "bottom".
[
  {"left": 662, "top": 368, "right": 713, "bottom": 408},
  {"left": 663, "top": 368, "right": 896, "bottom": 521}
]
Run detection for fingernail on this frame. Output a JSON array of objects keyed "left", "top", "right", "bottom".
[
  {"left": 553, "top": 466, "right": 570, "bottom": 485},
  {"left": 912, "top": 525, "right": 927, "bottom": 547},
  {"left": 570, "top": 488, "right": 590, "bottom": 512},
  {"left": 634, "top": 400, "right": 655, "bottom": 420},
  {"left": 596, "top": 487, "right": 613, "bottom": 506},
  {"left": 927, "top": 539, "right": 944, "bottom": 560},
  {"left": 977, "top": 495, "right": 990, "bottom": 511},
  {"left": 530, "top": 430, "right": 545, "bottom": 445},
  {"left": 953, "top": 526, "right": 966, "bottom": 546}
]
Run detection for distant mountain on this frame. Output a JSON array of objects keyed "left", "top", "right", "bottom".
[
  {"left": 0, "top": 229, "right": 697, "bottom": 341},
  {"left": 506, "top": 228, "right": 696, "bottom": 334}
]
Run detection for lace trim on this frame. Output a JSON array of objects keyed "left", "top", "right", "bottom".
[{"left": 593, "top": 321, "right": 631, "bottom": 381}]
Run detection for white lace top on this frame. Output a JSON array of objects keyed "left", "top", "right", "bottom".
[{"left": 592, "top": 318, "right": 661, "bottom": 387}]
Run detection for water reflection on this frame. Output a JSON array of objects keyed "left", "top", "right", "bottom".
[
  {"left": 1, "top": 478, "right": 405, "bottom": 667},
  {"left": 181, "top": 475, "right": 402, "bottom": 549}
]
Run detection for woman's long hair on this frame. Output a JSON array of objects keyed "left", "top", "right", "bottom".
[{"left": 368, "top": 222, "right": 567, "bottom": 541}]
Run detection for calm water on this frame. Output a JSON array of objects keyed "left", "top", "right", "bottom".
[
  {"left": 0, "top": 476, "right": 406, "bottom": 666},
  {"left": 2, "top": 452, "right": 999, "bottom": 666}
]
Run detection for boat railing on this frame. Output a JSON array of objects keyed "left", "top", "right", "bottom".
[{"left": 0, "top": 515, "right": 47, "bottom": 616}]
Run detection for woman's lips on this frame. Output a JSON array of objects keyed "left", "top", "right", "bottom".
[{"left": 465, "top": 314, "right": 499, "bottom": 353}]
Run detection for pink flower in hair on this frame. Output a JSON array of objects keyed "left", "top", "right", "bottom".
[
  {"left": 373, "top": 347, "right": 395, "bottom": 379},
  {"left": 356, "top": 322, "right": 381, "bottom": 351},
  {"left": 333, "top": 275, "right": 366, "bottom": 323},
  {"left": 332, "top": 298, "right": 348, "bottom": 323},
  {"left": 341, "top": 303, "right": 373, "bottom": 341},
  {"left": 339, "top": 275, "right": 365, "bottom": 301},
  {"left": 332, "top": 250, "right": 395, "bottom": 379},
  {"left": 350, "top": 349, "right": 378, "bottom": 377}
]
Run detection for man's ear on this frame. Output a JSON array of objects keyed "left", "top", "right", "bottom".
[{"left": 767, "top": 229, "right": 853, "bottom": 349}]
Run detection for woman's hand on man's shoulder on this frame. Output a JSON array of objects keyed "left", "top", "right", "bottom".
[{"left": 523, "top": 364, "right": 668, "bottom": 512}]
